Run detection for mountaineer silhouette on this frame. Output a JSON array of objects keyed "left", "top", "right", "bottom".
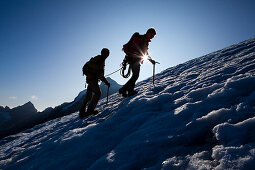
[
  {"left": 119, "top": 28, "right": 157, "bottom": 97},
  {"left": 79, "top": 48, "right": 110, "bottom": 119}
]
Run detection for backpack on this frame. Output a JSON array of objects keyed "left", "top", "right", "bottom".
[
  {"left": 82, "top": 55, "right": 105, "bottom": 77},
  {"left": 122, "top": 32, "right": 140, "bottom": 54},
  {"left": 123, "top": 33, "right": 148, "bottom": 64}
]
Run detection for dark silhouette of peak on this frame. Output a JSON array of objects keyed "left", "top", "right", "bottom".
[
  {"left": 42, "top": 107, "right": 54, "bottom": 113},
  {"left": 105, "top": 77, "right": 120, "bottom": 84},
  {"left": 11, "top": 101, "right": 37, "bottom": 114},
  {"left": 73, "top": 90, "right": 86, "bottom": 102},
  {"left": 101, "top": 77, "right": 121, "bottom": 88},
  {"left": 24, "top": 101, "right": 35, "bottom": 108},
  {"left": 100, "top": 77, "right": 122, "bottom": 98},
  {"left": 0, "top": 102, "right": 39, "bottom": 139},
  {"left": 0, "top": 106, "right": 10, "bottom": 112}
]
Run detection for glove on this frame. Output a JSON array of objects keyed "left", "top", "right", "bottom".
[
  {"left": 151, "top": 59, "right": 156, "bottom": 65},
  {"left": 105, "top": 81, "right": 110, "bottom": 87}
]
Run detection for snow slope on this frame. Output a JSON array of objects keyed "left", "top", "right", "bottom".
[{"left": 1, "top": 38, "right": 255, "bottom": 169}]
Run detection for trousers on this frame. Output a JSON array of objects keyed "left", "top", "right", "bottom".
[
  {"left": 80, "top": 79, "right": 101, "bottom": 112},
  {"left": 122, "top": 62, "right": 140, "bottom": 92}
]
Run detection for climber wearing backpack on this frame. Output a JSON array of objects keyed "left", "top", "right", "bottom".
[
  {"left": 119, "top": 28, "right": 156, "bottom": 97},
  {"left": 79, "top": 48, "right": 110, "bottom": 119}
]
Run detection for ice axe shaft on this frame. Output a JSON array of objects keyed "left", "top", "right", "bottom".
[
  {"left": 106, "top": 86, "right": 109, "bottom": 104},
  {"left": 153, "top": 64, "right": 155, "bottom": 85},
  {"left": 153, "top": 61, "right": 160, "bottom": 86}
]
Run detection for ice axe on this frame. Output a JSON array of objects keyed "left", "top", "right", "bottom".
[{"left": 153, "top": 61, "right": 160, "bottom": 86}]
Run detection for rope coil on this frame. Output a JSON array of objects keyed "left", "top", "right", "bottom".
[
  {"left": 104, "top": 62, "right": 131, "bottom": 79},
  {"left": 120, "top": 63, "right": 131, "bottom": 78}
]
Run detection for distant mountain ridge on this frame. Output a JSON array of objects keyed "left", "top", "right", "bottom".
[{"left": 0, "top": 77, "right": 121, "bottom": 139}]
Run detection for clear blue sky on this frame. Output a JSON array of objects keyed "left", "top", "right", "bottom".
[{"left": 1, "top": 0, "right": 255, "bottom": 111}]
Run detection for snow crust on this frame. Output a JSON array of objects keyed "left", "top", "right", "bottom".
[{"left": 1, "top": 38, "right": 255, "bottom": 169}]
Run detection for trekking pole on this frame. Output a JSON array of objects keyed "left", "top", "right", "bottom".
[{"left": 153, "top": 61, "right": 160, "bottom": 86}]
